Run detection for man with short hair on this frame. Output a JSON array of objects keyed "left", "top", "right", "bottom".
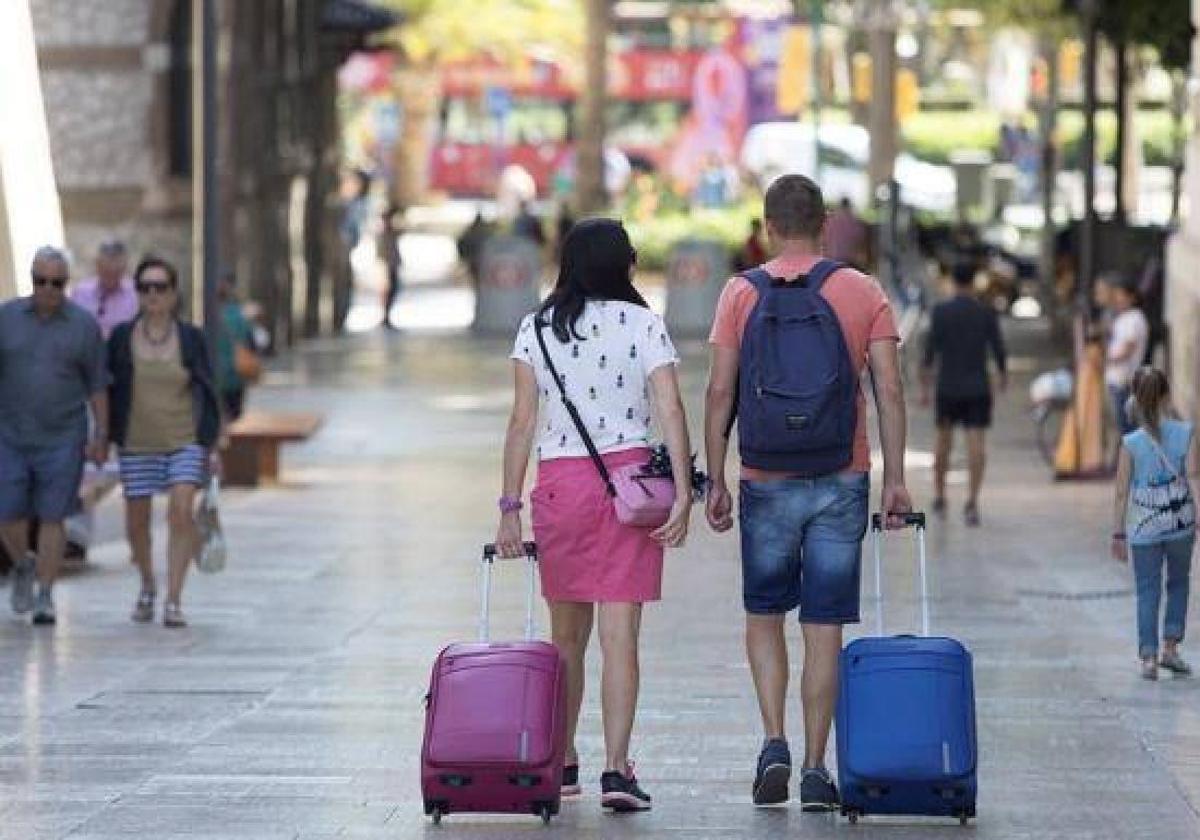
[
  {"left": 71, "top": 239, "right": 138, "bottom": 339},
  {"left": 705, "top": 175, "right": 912, "bottom": 811},
  {"left": 823, "top": 197, "right": 868, "bottom": 269},
  {"left": 1103, "top": 272, "right": 1149, "bottom": 437},
  {"left": 0, "top": 247, "right": 108, "bottom": 625},
  {"left": 921, "top": 262, "right": 1008, "bottom": 527}
]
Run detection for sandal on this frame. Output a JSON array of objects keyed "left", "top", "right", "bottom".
[
  {"left": 131, "top": 590, "right": 156, "bottom": 624},
  {"left": 163, "top": 602, "right": 188, "bottom": 629}
]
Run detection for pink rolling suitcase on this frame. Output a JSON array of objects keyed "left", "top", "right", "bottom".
[{"left": 421, "top": 542, "right": 567, "bottom": 825}]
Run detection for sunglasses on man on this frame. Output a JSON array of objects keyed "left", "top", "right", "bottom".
[
  {"left": 136, "top": 281, "right": 172, "bottom": 295},
  {"left": 31, "top": 274, "right": 67, "bottom": 290}
]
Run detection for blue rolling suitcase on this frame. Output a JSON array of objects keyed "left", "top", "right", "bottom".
[{"left": 836, "top": 512, "right": 977, "bottom": 825}]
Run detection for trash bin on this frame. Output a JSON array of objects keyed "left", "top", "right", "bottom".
[
  {"left": 473, "top": 235, "right": 542, "bottom": 335},
  {"left": 949, "top": 150, "right": 993, "bottom": 221},
  {"left": 665, "top": 239, "right": 729, "bottom": 338},
  {"left": 989, "top": 162, "right": 1018, "bottom": 218}
]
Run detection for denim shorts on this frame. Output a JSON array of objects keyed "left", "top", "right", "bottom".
[
  {"left": 739, "top": 471, "right": 870, "bottom": 623},
  {"left": 0, "top": 435, "right": 86, "bottom": 522}
]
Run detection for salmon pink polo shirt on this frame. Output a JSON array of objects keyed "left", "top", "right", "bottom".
[{"left": 708, "top": 254, "right": 900, "bottom": 480}]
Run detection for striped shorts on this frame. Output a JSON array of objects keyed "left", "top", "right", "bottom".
[{"left": 119, "top": 445, "right": 208, "bottom": 499}]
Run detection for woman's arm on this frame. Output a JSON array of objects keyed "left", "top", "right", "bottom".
[
  {"left": 1112, "top": 445, "right": 1133, "bottom": 562},
  {"left": 646, "top": 363, "right": 693, "bottom": 548},
  {"left": 495, "top": 362, "right": 540, "bottom": 558}
]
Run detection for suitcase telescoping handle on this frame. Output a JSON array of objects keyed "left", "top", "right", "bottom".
[
  {"left": 870, "top": 511, "right": 929, "bottom": 638},
  {"left": 479, "top": 542, "right": 539, "bottom": 643}
]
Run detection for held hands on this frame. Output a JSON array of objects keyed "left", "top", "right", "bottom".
[
  {"left": 86, "top": 436, "right": 109, "bottom": 468},
  {"left": 651, "top": 496, "right": 693, "bottom": 548},
  {"left": 706, "top": 481, "right": 734, "bottom": 533}
]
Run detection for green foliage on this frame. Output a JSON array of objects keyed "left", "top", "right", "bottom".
[
  {"left": 622, "top": 199, "right": 761, "bottom": 271},
  {"left": 902, "top": 111, "right": 1002, "bottom": 164},
  {"left": 382, "top": 0, "right": 583, "bottom": 64},
  {"left": 1097, "top": 0, "right": 1193, "bottom": 71}
]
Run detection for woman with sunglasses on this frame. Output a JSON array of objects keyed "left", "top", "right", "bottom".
[
  {"left": 106, "top": 256, "right": 221, "bottom": 627},
  {"left": 496, "top": 219, "right": 694, "bottom": 812}
]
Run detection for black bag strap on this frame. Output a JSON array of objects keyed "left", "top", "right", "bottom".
[{"left": 534, "top": 317, "right": 617, "bottom": 498}]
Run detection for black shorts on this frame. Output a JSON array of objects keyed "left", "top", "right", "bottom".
[{"left": 936, "top": 393, "right": 992, "bottom": 429}]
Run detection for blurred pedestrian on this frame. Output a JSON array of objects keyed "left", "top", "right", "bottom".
[
  {"left": 824, "top": 198, "right": 867, "bottom": 269},
  {"left": 1111, "top": 367, "right": 1196, "bottom": 680},
  {"left": 704, "top": 175, "right": 911, "bottom": 811},
  {"left": 1104, "top": 272, "right": 1149, "bottom": 437},
  {"left": 922, "top": 261, "right": 1008, "bottom": 526},
  {"left": 378, "top": 204, "right": 404, "bottom": 330},
  {"left": 554, "top": 204, "right": 574, "bottom": 262},
  {"left": 735, "top": 219, "right": 768, "bottom": 271},
  {"left": 513, "top": 201, "right": 545, "bottom": 248},
  {"left": 215, "top": 271, "right": 257, "bottom": 421},
  {"left": 457, "top": 211, "right": 491, "bottom": 289},
  {"left": 107, "top": 257, "right": 221, "bottom": 628},
  {"left": 497, "top": 218, "right": 693, "bottom": 812},
  {"left": 340, "top": 169, "right": 372, "bottom": 249},
  {"left": 0, "top": 246, "right": 108, "bottom": 626},
  {"left": 71, "top": 239, "right": 138, "bottom": 340}
]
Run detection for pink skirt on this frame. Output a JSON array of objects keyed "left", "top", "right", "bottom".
[{"left": 530, "top": 448, "right": 664, "bottom": 603}]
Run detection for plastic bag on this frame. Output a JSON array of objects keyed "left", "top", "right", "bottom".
[{"left": 194, "top": 475, "right": 227, "bottom": 574}]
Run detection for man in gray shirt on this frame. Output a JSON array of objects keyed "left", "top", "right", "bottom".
[{"left": 0, "top": 246, "right": 108, "bottom": 625}]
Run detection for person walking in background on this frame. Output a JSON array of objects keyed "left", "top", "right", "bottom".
[
  {"left": 512, "top": 201, "right": 545, "bottom": 249},
  {"left": 107, "top": 257, "right": 221, "bottom": 629},
  {"left": 378, "top": 204, "right": 404, "bottom": 330},
  {"left": 71, "top": 239, "right": 138, "bottom": 340},
  {"left": 735, "top": 219, "right": 768, "bottom": 272},
  {"left": 1104, "top": 272, "right": 1149, "bottom": 438},
  {"left": 457, "top": 210, "right": 492, "bottom": 289},
  {"left": 1111, "top": 367, "right": 1196, "bottom": 680},
  {"left": 922, "top": 261, "right": 1008, "bottom": 527},
  {"left": 705, "top": 175, "right": 911, "bottom": 811},
  {"left": 215, "top": 271, "right": 256, "bottom": 421},
  {"left": 0, "top": 246, "right": 108, "bottom": 625},
  {"left": 823, "top": 198, "right": 868, "bottom": 270},
  {"left": 496, "top": 219, "right": 693, "bottom": 812}
]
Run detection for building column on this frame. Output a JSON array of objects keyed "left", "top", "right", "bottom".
[
  {"left": 0, "top": 0, "right": 62, "bottom": 299},
  {"left": 1166, "top": 0, "right": 1200, "bottom": 418}
]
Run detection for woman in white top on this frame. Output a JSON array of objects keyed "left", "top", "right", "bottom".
[{"left": 496, "top": 218, "right": 693, "bottom": 812}]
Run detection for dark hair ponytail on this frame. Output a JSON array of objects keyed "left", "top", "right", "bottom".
[
  {"left": 539, "top": 218, "right": 646, "bottom": 343},
  {"left": 1131, "top": 366, "right": 1174, "bottom": 439}
]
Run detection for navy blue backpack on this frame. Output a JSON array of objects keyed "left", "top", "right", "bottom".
[{"left": 737, "top": 259, "right": 856, "bottom": 475}]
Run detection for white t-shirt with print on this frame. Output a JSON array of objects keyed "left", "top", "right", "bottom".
[
  {"left": 1106, "top": 308, "right": 1149, "bottom": 387},
  {"left": 511, "top": 301, "right": 679, "bottom": 461}
]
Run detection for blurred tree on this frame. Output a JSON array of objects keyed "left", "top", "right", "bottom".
[
  {"left": 384, "top": 0, "right": 582, "bottom": 65},
  {"left": 575, "top": 0, "right": 608, "bottom": 212}
]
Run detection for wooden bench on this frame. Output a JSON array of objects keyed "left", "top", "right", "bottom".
[{"left": 224, "top": 411, "right": 323, "bottom": 487}]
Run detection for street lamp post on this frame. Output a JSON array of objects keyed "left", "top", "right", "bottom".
[{"left": 191, "top": 0, "right": 219, "bottom": 359}]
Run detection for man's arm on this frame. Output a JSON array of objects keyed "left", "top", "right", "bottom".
[
  {"left": 919, "top": 308, "right": 939, "bottom": 404},
  {"left": 868, "top": 338, "right": 912, "bottom": 528},
  {"left": 704, "top": 345, "right": 739, "bottom": 532}
]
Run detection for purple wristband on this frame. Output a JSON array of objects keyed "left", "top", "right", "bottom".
[{"left": 499, "top": 496, "right": 524, "bottom": 514}]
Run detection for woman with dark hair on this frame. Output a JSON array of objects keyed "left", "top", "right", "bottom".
[
  {"left": 1112, "top": 367, "right": 1197, "bottom": 679},
  {"left": 107, "top": 257, "right": 221, "bottom": 628},
  {"left": 496, "top": 218, "right": 693, "bottom": 812}
]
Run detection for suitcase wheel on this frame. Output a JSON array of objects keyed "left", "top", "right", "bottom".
[
  {"left": 845, "top": 809, "right": 860, "bottom": 824},
  {"left": 431, "top": 806, "right": 443, "bottom": 826},
  {"left": 537, "top": 802, "right": 553, "bottom": 825}
]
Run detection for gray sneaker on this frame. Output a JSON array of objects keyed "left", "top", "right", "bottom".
[
  {"left": 31, "top": 587, "right": 56, "bottom": 626},
  {"left": 799, "top": 767, "right": 839, "bottom": 812},
  {"left": 11, "top": 556, "right": 35, "bottom": 614}
]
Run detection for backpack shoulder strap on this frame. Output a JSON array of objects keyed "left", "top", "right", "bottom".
[
  {"left": 805, "top": 259, "right": 845, "bottom": 294},
  {"left": 740, "top": 267, "right": 774, "bottom": 291}
]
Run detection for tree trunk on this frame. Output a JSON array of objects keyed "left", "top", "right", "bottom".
[
  {"left": 866, "top": 11, "right": 897, "bottom": 192},
  {"left": 1079, "top": 3, "right": 1098, "bottom": 310},
  {"left": 1037, "top": 36, "right": 1061, "bottom": 334},
  {"left": 575, "top": 0, "right": 608, "bottom": 213},
  {"left": 1113, "top": 39, "right": 1127, "bottom": 223},
  {"left": 1171, "top": 71, "right": 1186, "bottom": 225}
]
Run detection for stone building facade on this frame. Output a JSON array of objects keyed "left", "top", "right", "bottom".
[{"left": 27, "top": 0, "right": 394, "bottom": 343}]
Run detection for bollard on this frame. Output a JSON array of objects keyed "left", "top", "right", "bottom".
[
  {"left": 473, "top": 235, "right": 542, "bottom": 335},
  {"left": 664, "top": 239, "right": 730, "bottom": 339},
  {"left": 949, "top": 150, "right": 993, "bottom": 222}
]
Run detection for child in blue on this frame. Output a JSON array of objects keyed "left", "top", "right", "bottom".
[{"left": 1112, "top": 367, "right": 1197, "bottom": 680}]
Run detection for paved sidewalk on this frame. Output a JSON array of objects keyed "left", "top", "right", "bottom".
[{"left": 1, "top": 319, "right": 1198, "bottom": 839}]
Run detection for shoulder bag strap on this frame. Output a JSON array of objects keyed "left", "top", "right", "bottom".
[
  {"left": 1144, "top": 431, "right": 1188, "bottom": 488},
  {"left": 534, "top": 317, "right": 617, "bottom": 497}
]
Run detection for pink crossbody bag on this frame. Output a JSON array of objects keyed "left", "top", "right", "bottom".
[{"left": 534, "top": 318, "right": 675, "bottom": 528}]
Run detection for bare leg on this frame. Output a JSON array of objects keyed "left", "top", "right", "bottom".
[
  {"left": 0, "top": 520, "right": 29, "bottom": 567},
  {"left": 597, "top": 602, "right": 643, "bottom": 772},
  {"left": 165, "top": 484, "right": 198, "bottom": 605},
  {"left": 549, "top": 600, "right": 594, "bottom": 765},
  {"left": 746, "top": 614, "right": 789, "bottom": 740},
  {"left": 35, "top": 521, "right": 66, "bottom": 588},
  {"left": 933, "top": 425, "right": 953, "bottom": 504},
  {"left": 125, "top": 497, "right": 155, "bottom": 593},
  {"left": 800, "top": 623, "right": 842, "bottom": 769},
  {"left": 965, "top": 428, "right": 987, "bottom": 508}
]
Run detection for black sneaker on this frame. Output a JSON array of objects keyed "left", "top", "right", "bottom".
[
  {"left": 561, "top": 763, "right": 581, "bottom": 797},
  {"left": 601, "top": 764, "right": 651, "bottom": 813},
  {"left": 799, "top": 767, "right": 839, "bottom": 812},
  {"left": 752, "top": 738, "right": 791, "bottom": 806}
]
